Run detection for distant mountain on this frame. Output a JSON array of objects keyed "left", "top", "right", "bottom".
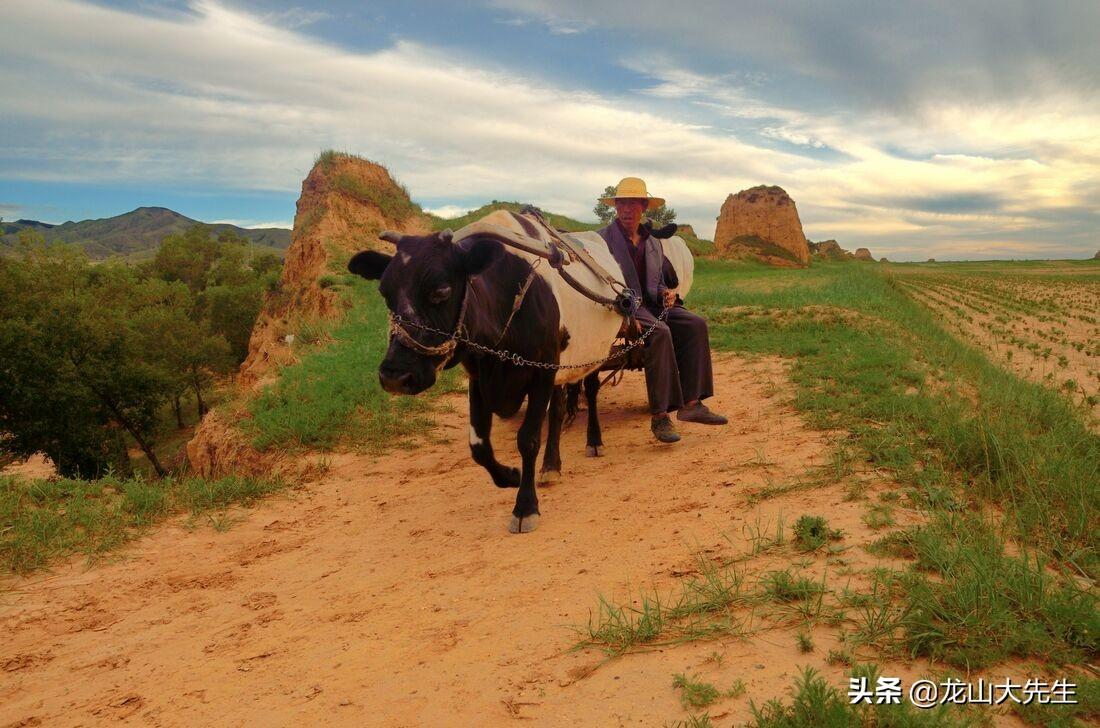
[{"left": 1, "top": 207, "right": 292, "bottom": 260}]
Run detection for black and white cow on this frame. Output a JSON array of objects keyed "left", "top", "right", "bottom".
[{"left": 348, "top": 210, "right": 693, "bottom": 533}]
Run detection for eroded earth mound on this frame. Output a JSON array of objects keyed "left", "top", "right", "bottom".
[
  {"left": 187, "top": 153, "right": 429, "bottom": 477},
  {"left": 715, "top": 186, "right": 810, "bottom": 267}
]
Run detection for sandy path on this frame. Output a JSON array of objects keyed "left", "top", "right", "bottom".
[{"left": 0, "top": 355, "right": 988, "bottom": 726}]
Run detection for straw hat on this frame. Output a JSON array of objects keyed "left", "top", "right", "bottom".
[{"left": 599, "top": 177, "right": 665, "bottom": 210}]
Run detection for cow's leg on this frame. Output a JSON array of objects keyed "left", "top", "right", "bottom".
[
  {"left": 564, "top": 383, "right": 580, "bottom": 427},
  {"left": 509, "top": 372, "right": 553, "bottom": 534},
  {"left": 540, "top": 386, "right": 565, "bottom": 483},
  {"left": 469, "top": 377, "right": 520, "bottom": 488},
  {"left": 584, "top": 372, "right": 604, "bottom": 457}
]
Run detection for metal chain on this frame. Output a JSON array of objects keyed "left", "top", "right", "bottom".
[{"left": 388, "top": 305, "right": 670, "bottom": 371}]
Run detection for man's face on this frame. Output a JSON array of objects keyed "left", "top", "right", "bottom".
[{"left": 614, "top": 198, "right": 647, "bottom": 232}]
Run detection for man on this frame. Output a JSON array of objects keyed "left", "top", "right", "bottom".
[{"left": 596, "top": 177, "right": 727, "bottom": 443}]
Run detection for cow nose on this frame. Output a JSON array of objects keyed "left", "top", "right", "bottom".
[{"left": 379, "top": 366, "right": 414, "bottom": 393}]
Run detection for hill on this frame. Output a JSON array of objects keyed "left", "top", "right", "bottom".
[{"left": 1, "top": 207, "right": 291, "bottom": 259}]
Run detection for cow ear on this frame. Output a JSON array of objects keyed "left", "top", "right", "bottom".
[
  {"left": 460, "top": 237, "right": 503, "bottom": 276},
  {"left": 348, "top": 250, "right": 392, "bottom": 280},
  {"left": 436, "top": 228, "right": 454, "bottom": 245}
]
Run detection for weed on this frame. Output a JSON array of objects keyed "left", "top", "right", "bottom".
[
  {"left": 897, "top": 513, "right": 1098, "bottom": 669},
  {"left": 1, "top": 473, "right": 283, "bottom": 574},
  {"left": 761, "top": 569, "right": 825, "bottom": 603},
  {"left": 744, "top": 513, "right": 786, "bottom": 556},
  {"left": 580, "top": 592, "right": 667, "bottom": 656},
  {"left": 671, "top": 673, "right": 722, "bottom": 709},
  {"left": 796, "top": 630, "right": 814, "bottom": 653},
  {"left": 664, "top": 714, "right": 713, "bottom": 728},
  {"left": 862, "top": 503, "right": 896, "bottom": 529},
  {"left": 669, "top": 554, "right": 749, "bottom": 618},
  {"left": 749, "top": 665, "right": 985, "bottom": 727},
  {"left": 793, "top": 515, "right": 841, "bottom": 552}
]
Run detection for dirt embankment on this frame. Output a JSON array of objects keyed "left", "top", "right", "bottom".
[
  {"left": 187, "top": 154, "right": 429, "bottom": 478},
  {"left": 1, "top": 355, "right": 944, "bottom": 727}
]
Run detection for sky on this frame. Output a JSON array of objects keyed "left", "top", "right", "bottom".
[{"left": 2, "top": 1, "right": 1099, "bottom": 261}]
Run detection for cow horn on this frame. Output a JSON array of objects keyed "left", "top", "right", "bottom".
[{"left": 379, "top": 230, "right": 403, "bottom": 244}]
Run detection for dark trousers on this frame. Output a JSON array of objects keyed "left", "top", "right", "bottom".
[{"left": 634, "top": 305, "right": 715, "bottom": 415}]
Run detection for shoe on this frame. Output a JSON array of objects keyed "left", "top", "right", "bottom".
[
  {"left": 677, "top": 401, "right": 728, "bottom": 425},
  {"left": 651, "top": 414, "right": 681, "bottom": 443}
]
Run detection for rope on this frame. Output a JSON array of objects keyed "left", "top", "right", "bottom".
[
  {"left": 389, "top": 305, "right": 670, "bottom": 371},
  {"left": 493, "top": 258, "right": 542, "bottom": 347}
]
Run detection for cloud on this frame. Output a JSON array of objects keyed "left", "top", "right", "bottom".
[
  {"left": 424, "top": 205, "right": 472, "bottom": 219},
  {"left": 261, "top": 7, "right": 332, "bottom": 29},
  {"left": 0, "top": 1, "right": 789, "bottom": 229},
  {"left": 1, "top": 0, "right": 1097, "bottom": 259},
  {"left": 492, "top": 1, "right": 1100, "bottom": 113},
  {"left": 210, "top": 218, "right": 293, "bottom": 229}
]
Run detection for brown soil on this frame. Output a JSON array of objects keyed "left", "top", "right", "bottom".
[
  {"left": 902, "top": 279, "right": 1100, "bottom": 427},
  {"left": 0, "top": 453, "right": 57, "bottom": 480},
  {"left": 1, "top": 356, "right": 1024, "bottom": 726}
]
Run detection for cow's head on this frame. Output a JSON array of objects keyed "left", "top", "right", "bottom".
[{"left": 348, "top": 229, "right": 503, "bottom": 395}]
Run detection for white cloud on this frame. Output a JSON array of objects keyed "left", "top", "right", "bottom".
[
  {"left": 424, "top": 205, "right": 472, "bottom": 219},
  {"left": 211, "top": 218, "right": 293, "bottom": 229}
]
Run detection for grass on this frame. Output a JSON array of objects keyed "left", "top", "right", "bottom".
[
  {"left": 579, "top": 259, "right": 1097, "bottom": 681},
  {"left": 245, "top": 275, "right": 461, "bottom": 452},
  {"left": 671, "top": 672, "right": 744, "bottom": 709},
  {"left": 748, "top": 665, "right": 986, "bottom": 727},
  {"left": 881, "top": 513, "right": 1098, "bottom": 669},
  {"left": 793, "top": 514, "right": 840, "bottom": 552},
  {"left": 1012, "top": 676, "right": 1100, "bottom": 727},
  {"left": 761, "top": 569, "right": 826, "bottom": 603},
  {"left": 694, "top": 259, "right": 1098, "bottom": 633},
  {"left": 0, "top": 471, "right": 283, "bottom": 575}
]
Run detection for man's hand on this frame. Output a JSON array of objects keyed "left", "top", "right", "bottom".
[{"left": 662, "top": 289, "right": 677, "bottom": 308}]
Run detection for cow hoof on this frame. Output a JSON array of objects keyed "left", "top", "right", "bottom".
[
  {"left": 586, "top": 445, "right": 602, "bottom": 457},
  {"left": 539, "top": 468, "right": 560, "bottom": 485},
  {"left": 508, "top": 514, "right": 540, "bottom": 534},
  {"left": 494, "top": 466, "right": 521, "bottom": 488}
]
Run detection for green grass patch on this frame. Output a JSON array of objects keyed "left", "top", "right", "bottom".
[
  {"left": 889, "top": 513, "right": 1098, "bottom": 669},
  {"left": 245, "top": 277, "right": 461, "bottom": 452},
  {"left": 1, "top": 471, "right": 283, "bottom": 575},
  {"left": 748, "top": 665, "right": 985, "bottom": 727},
  {"left": 1012, "top": 676, "right": 1099, "bottom": 727},
  {"left": 794, "top": 514, "right": 841, "bottom": 552},
  {"left": 671, "top": 672, "right": 744, "bottom": 710},
  {"left": 761, "top": 569, "right": 826, "bottom": 603},
  {"left": 330, "top": 170, "right": 422, "bottom": 222},
  {"left": 696, "top": 261, "right": 1098, "bottom": 574}
]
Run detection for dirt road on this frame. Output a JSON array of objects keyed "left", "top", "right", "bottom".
[{"left": 2, "top": 355, "right": 928, "bottom": 726}]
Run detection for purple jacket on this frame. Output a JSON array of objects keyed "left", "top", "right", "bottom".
[{"left": 597, "top": 221, "right": 668, "bottom": 312}]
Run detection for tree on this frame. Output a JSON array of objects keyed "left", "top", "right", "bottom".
[
  {"left": 131, "top": 278, "right": 234, "bottom": 421},
  {"left": 148, "top": 224, "right": 279, "bottom": 365},
  {"left": 250, "top": 252, "right": 282, "bottom": 276},
  {"left": 148, "top": 224, "right": 220, "bottom": 292},
  {"left": 0, "top": 243, "right": 174, "bottom": 476},
  {"left": 593, "top": 184, "right": 677, "bottom": 227},
  {"left": 203, "top": 282, "right": 264, "bottom": 364}
]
